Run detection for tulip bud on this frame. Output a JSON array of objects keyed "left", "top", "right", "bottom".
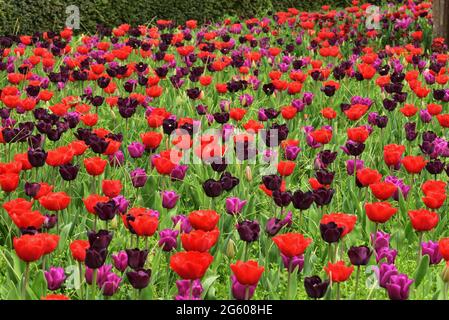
[
  {"left": 442, "top": 262, "right": 449, "bottom": 283},
  {"left": 245, "top": 165, "right": 252, "bottom": 182},
  {"left": 226, "top": 239, "right": 236, "bottom": 259},
  {"left": 109, "top": 216, "right": 118, "bottom": 230}
]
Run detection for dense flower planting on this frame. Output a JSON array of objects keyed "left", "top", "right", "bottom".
[{"left": 1, "top": 0, "right": 449, "bottom": 300}]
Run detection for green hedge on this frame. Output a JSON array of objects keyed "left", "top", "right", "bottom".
[{"left": 0, "top": 0, "right": 352, "bottom": 35}]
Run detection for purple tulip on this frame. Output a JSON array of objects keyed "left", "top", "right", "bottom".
[
  {"left": 102, "top": 273, "right": 122, "bottom": 296},
  {"left": 172, "top": 215, "right": 192, "bottom": 233},
  {"left": 386, "top": 274, "right": 414, "bottom": 300},
  {"left": 109, "top": 150, "right": 125, "bottom": 167},
  {"left": 161, "top": 190, "right": 179, "bottom": 209},
  {"left": 281, "top": 254, "right": 304, "bottom": 273},
  {"left": 285, "top": 145, "right": 301, "bottom": 161},
  {"left": 371, "top": 231, "right": 390, "bottom": 252},
  {"left": 171, "top": 164, "right": 188, "bottom": 181},
  {"left": 85, "top": 264, "right": 113, "bottom": 287},
  {"left": 346, "top": 159, "right": 364, "bottom": 175},
  {"left": 385, "top": 176, "right": 410, "bottom": 200},
  {"left": 112, "top": 195, "right": 129, "bottom": 214},
  {"left": 420, "top": 109, "right": 432, "bottom": 123},
  {"left": 44, "top": 267, "right": 66, "bottom": 291},
  {"left": 225, "top": 197, "right": 247, "bottom": 215},
  {"left": 175, "top": 279, "right": 203, "bottom": 300},
  {"left": 158, "top": 229, "right": 179, "bottom": 251},
  {"left": 112, "top": 251, "right": 128, "bottom": 272},
  {"left": 375, "top": 263, "right": 398, "bottom": 288},
  {"left": 130, "top": 168, "right": 147, "bottom": 188},
  {"left": 128, "top": 142, "right": 145, "bottom": 158},
  {"left": 231, "top": 275, "right": 256, "bottom": 300},
  {"left": 421, "top": 240, "right": 443, "bottom": 265},
  {"left": 376, "top": 247, "right": 397, "bottom": 264}
]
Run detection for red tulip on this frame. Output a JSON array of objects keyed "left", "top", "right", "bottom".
[
  {"left": 347, "top": 126, "right": 369, "bottom": 143},
  {"left": 181, "top": 229, "right": 220, "bottom": 252},
  {"left": 129, "top": 214, "right": 159, "bottom": 237},
  {"left": 401, "top": 156, "right": 427, "bottom": 174},
  {"left": 230, "top": 260, "right": 264, "bottom": 285},
  {"left": 321, "top": 213, "right": 357, "bottom": 237},
  {"left": 324, "top": 261, "right": 354, "bottom": 282},
  {"left": 13, "top": 234, "right": 45, "bottom": 262},
  {"left": 188, "top": 210, "right": 220, "bottom": 231},
  {"left": 408, "top": 209, "right": 439, "bottom": 231},
  {"left": 369, "top": 182, "right": 397, "bottom": 200},
  {"left": 383, "top": 144, "right": 405, "bottom": 167},
  {"left": 101, "top": 179, "right": 122, "bottom": 198},
  {"left": 365, "top": 202, "right": 397, "bottom": 224},
  {"left": 170, "top": 251, "right": 214, "bottom": 280},
  {"left": 39, "top": 192, "right": 71, "bottom": 211},
  {"left": 310, "top": 128, "right": 332, "bottom": 144},
  {"left": 0, "top": 173, "right": 19, "bottom": 192},
  {"left": 83, "top": 194, "right": 110, "bottom": 214},
  {"left": 70, "top": 240, "right": 90, "bottom": 262},
  {"left": 272, "top": 232, "right": 312, "bottom": 258},
  {"left": 277, "top": 161, "right": 296, "bottom": 177},
  {"left": 84, "top": 157, "right": 108, "bottom": 176},
  {"left": 356, "top": 168, "right": 382, "bottom": 187}
]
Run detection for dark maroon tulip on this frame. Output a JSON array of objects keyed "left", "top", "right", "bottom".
[
  {"left": 237, "top": 220, "right": 260, "bottom": 242},
  {"left": 125, "top": 249, "right": 148, "bottom": 270},
  {"left": 304, "top": 276, "right": 329, "bottom": 299},
  {"left": 202, "top": 179, "right": 223, "bottom": 197},
  {"left": 94, "top": 200, "right": 118, "bottom": 221},
  {"left": 347, "top": 245, "right": 372, "bottom": 266},
  {"left": 320, "top": 222, "right": 343, "bottom": 243},
  {"left": 292, "top": 190, "right": 314, "bottom": 210},
  {"left": 126, "top": 269, "right": 151, "bottom": 289}
]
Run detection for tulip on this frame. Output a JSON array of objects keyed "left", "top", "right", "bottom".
[
  {"left": 112, "top": 251, "right": 128, "bottom": 272},
  {"left": 126, "top": 268, "right": 152, "bottom": 290},
  {"left": 348, "top": 246, "right": 372, "bottom": 297},
  {"left": 231, "top": 275, "right": 256, "bottom": 300},
  {"left": 44, "top": 267, "right": 66, "bottom": 291},
  {"left": 386, "top": 274, "right": 414, "bottom": 300},
  {"left": 158, "top": 229, "right": 179, "bottom": 251},
  {"left": 370, "top": 231, "right": 390, "bottom": 252},
  {"left": 236, "top": 221, "right": 261, "bottom": 260},
  {"left": 375, "top": 263, "right": 398, "bottom": 288},
  {"left": 175, "top": 279, "right": 203, "bottom": 300},
  {"left": 304, "top": 276, "right": 329, "bottom": 299},
  {"left": 125, "top": 248, "right": 148, "bottom": 270},
  {"left": 225, "top": 197, "right": 247, "bottom": 215},
  {"left": 161, "top": 190, "right": 179, "bottom": 209},
  {"left": 102, "top": 273, "right": 122, "bottom": 297},
  {"left": 130, "top": 168, "right": 147, "bottom": 188},
  {"left": 172, "top": 215, "right": 192, "bottom": 233},
  {"left": 421, "top": 240, "right": 443, "bottom": 265},
  {"left": 128, "top": 141, "right": 145, "bottom": 158}
]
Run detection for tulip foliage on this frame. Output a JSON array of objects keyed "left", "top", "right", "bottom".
[{"left": 1, "top": 0, "right": 449, "bottom": 301}]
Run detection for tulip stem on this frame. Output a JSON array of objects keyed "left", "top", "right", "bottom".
[
  {"left": 445, "top": 282, "right": 449, "bottom": 300},
  {"left": 244, "top": 285, "right": 250, "bottom": 300},
  {"left": 189, "top": 280, "right": 193, "bottom": 300},
  {"left": 287, "top": 260, "right": 293, "bottom": 300},
  {"left": 328, "top": 243, "right": 333, "bottom": 263},
  {"left": 417, "top": 232, "right": 423, "bottom": 265},
  {"left": 354, "top": 266, "right": 360, "bottom": 299},
  {"left": 336, "top": 282, "right": 341, "bottom": 300},
  {"left": 242, "top": 242, "right": 248, "bottom": 261},
  {"left": 91, "top": 269, "right": 97, "bottom": 300},
  {"left": 78, "top": 262, "right": 83, "bottom": 300},
  {"left": 21, "top": 262, "right": 30, "bottom": 300}
]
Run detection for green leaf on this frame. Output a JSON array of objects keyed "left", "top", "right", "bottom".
[
  {"left": 201, "top": 275, "right": 220, "bottom": 299},
  {"left": 413, "top": 255, "right": 430, "bottom": 288}
]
